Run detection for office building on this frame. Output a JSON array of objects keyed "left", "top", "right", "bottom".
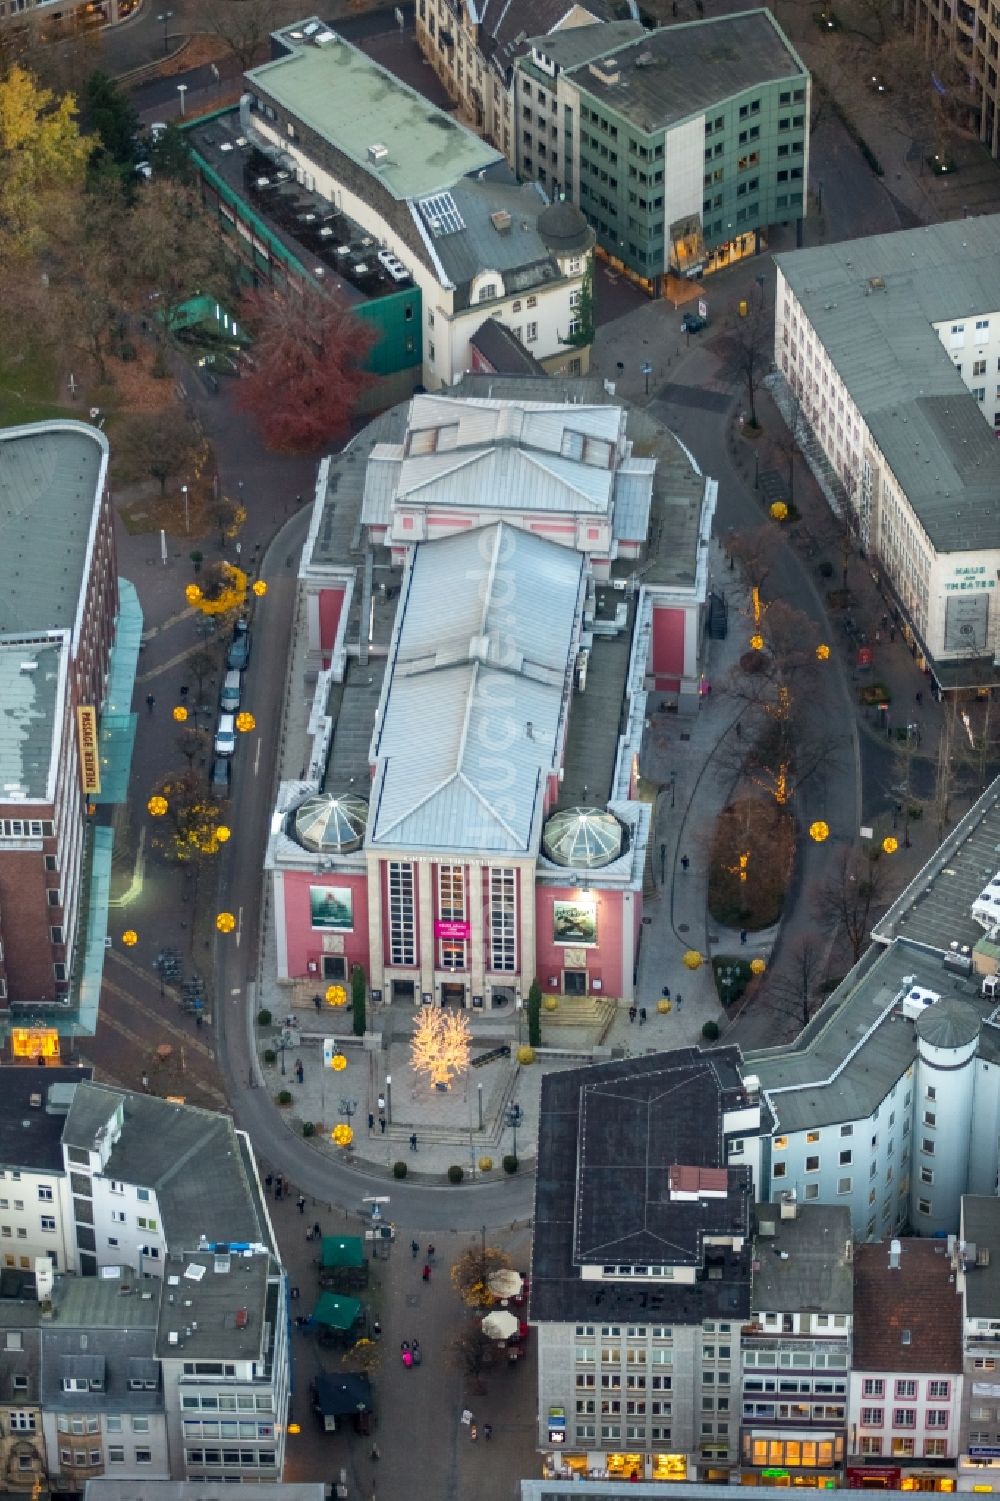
[
  {"left": 0, "top": 1067, "right": 90, "bottom": 1274},
  {"left": 846, "top": 1240, "right": 962, "bottom": 1490},
  {"left": 529, "top": 1047, "right": 765, "bottom": 1483},
  {"left": 774, "top": 216, "right": 1000, "bottom": 693},
  {"left": 740, "top": 1200, "right": 853, "bottom": 1486},
  {"left": 266, "top": 379, "right": 719, "bottom": 1008},
  {"left": 514, "top": 11, "right": 810, "bottom": 294},
  {"left": 0, "top": 422, "right": 139, "bottom": 1030},
  {"left": 900, "top": 0, "right": 1000, "bottom": 161},
  {"left": 231, "top": 19, "right": 594, "bottom": 390},
  {"left": 955, "top": 1197, "right": 1000, "bottom": 1491}
]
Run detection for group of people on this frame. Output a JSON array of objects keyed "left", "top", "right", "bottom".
[{"left": 399, "top": 1340, "right": 422, "bottom": 1367}]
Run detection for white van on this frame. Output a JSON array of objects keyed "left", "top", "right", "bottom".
[
  {"left": 220, "top": 669, "right": 242, "bottom": 713},
  {"left": 214, "top": 714, "right": 236, "bottom": 758}
]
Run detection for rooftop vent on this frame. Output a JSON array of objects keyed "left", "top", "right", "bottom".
[
  {"left": 889, "top": 1238, "right": 902, "bottom": 1270},
  {"left": 868, "top": 276, "right": 886, "bottom": 290},
  {"left": 490, "top": 210, "right": 512, "bottom": 233},
  {"left": 368, "top": 143, "right": 390, "bottom": 164}
]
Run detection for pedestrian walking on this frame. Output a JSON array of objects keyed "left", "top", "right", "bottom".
[
  {"left": 296, "top": 1195, "right": 306, "bottom": 1215},
  {"left": 370, "top": 1444, "right": 380, "bottom": 1462},
  {"left": 661, "top": 985, "right": 671, "bottom": 1000},
  {"left": 675, "top": 993, "right": 683, "bottom": 1010},
  {"left": 312, "top": 1222, "right": 321, "bottom": 1241},
  {"left": 313, "top": 992, "right": 322, "bottom": 1011},
  {"left": 739, "top": 929, "right": 748, "bottom": 946},
  {"left": 639, "top": 1007, "right": 647, "bottom": 1025},
  {"left": 372, "top": 1320, "right": 382, "bottom": 1339},
  {"left": 411, "top": 1239, "right": 420, "bottom": 1259},
  {"left": 916, "top": 690, "right": 923, "bottom": 705},
  {"left": 295, "top": 1060, "right": 304, "bottom": 1084},
  {"left": 145, "top": 693, "right": 155, "bottom": 714},
  {"left": 379, "top": 1116, "right": 386, "bottom": 1134},
  {"left": 368, "top": 1112, "right": 375, "bottom": 1131},
  {"left": 483, "top": 1423, "right": 493, "bottom": 1441},
  {"left": 141, "top": 1073, "right": 149, "bottom": 1091},
  {"left": 265, "top": 1172, "right": 273, "bottom": 1190},
  {"left": 680, "top": 854, "right": 690, "bottom": 871},
  {"left": 422, "top": 1263, "right": 431, "bottom": 1282},
  {"left": 628, "top": 1005, "right": 637, "bottom": 1023},
  {"left": 427, "top": 1244, "right": 436, "bottom": 1261},
  {"left": 409, "top": 1132, "right": 418, "bottom": 1152},
  {"left": 735, "top": 720, "right": 742, "bottom": 739}
]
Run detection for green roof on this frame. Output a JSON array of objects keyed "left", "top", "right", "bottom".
[
  {"left": 0, "top": 637, "right": 65, "bottom": 799},
  {"left": 0, "top": 422, "right": 107, "bottom": 638},
  {"left": 320, "top": 1235, "right": 365, "bottom": 1270},
  {"left": 248, "top": 26, "right": 501, "bottom": 201},
  {"left": 312, "top": 1291, "right": 363, "bottom": 1331}
]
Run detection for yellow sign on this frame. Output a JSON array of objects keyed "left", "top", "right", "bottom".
[
  {"left": 11, "top": 1028, "right": 60, "bottom": 1061},
  {"left": 77, "top": 706, "right": 101, "bottom": 795}
]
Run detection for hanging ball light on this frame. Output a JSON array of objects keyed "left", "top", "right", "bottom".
[
  {"left": 750, "top": 633, "right": 765, "bottom": 651},
  {"left": 331, "top": 1053, "right": 347, "bottom": 1072},
  {"left": 751, "top": 957, "right": 767, "bottom": 975},
  {"left": 215, "top": 825, "right": 231, "bottom": 843},
  {"left": 216, "top": 911, "right": 236, "bottom": 934},
  {"left": 172, "top": 705, "right": 188, "bottom": 723},
  {"left": 882, "top": 836, "right": 899, "bottom": 855},
  {"left": 121, "top": 929, "right": 138, "bottom": 947},
  {"left": 683, "top": 949, "right": 703, "bottom": 970},
  {"left": 185, "top": 584, "right": 202, "bottom": 605},
  {"left": 809, "top": 820, "right": 830, "bottom": 843},
  {"left": 325, "top": 984, "right": 347, "bottom": 1007},
  {"left": 769, "top": 500, "right": 789, "bottom": 521},
  {"left": 147, "top": 795, "right": 168, "bottom": 817},
  {"left": 252, "top": 579, "right": 268, "bottom": 597},
  {"left": 332, "top": 1123, "right": 354, "bottom": 1147},
  {"left": 236, "top": 711, "right": 256, "bottom": 733},
  {"left": 816, "top": 642, "right": 831, "bottom": 660}
]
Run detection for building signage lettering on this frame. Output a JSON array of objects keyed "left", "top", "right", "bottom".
[
  {"left": 77, "top": 706, "right": 101, "bottom": 796},
  {"left": 946, "top": 565, "right": 995, "bottom": 593},
  {"left": 434, "top": 919, "right": 470, "bottom": 940}
]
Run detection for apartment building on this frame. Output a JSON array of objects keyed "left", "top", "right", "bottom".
[
  {"left": 415, "top": 0, "right": 619, "bottom": 161},
  {"left": 956, "top": 1197, "right": 1000, "bottom": 1491},
  {"left": 0, "top": 1285, "right": 44, "bottom": 1492},
  {"left": 847, "top": 1241, "right": 962, "bottom": 1490},
  {"left": 514, "top": 11, "right": 810, "bottom": 294},
  {"left": 774, "top": 216, "right": 1000, "bottom": 694},
  {"left": 0, "top": 1069, "right": 89, "bottom": 1274},
  {"left": 241, "top": 19, "right": 594, "bottom": 389},
  {"left": 740, "top": 1200, "right": 853, "bottom": 1486},
  {"left": 900, "top": 0, "right": 1000, "bottom": 160},
  {"left": 529, "top": 1047, "right": 765, "bottom": 1483}
]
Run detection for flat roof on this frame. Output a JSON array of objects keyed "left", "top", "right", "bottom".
[
  {"left": 156, "top": 1253, "right": 271, "bottom": 1360},
  {"left": 960, "top": 1196, "right": 1000, "bottom": 1319},
  {"left": 565, "top": 10, "right": 807, "bottom": 135},
  {"left": 745, "top": 938, "right": 1000, "bottom": 1134},
  {"left": 531, "top": 1048, "right": 753, "bottom": 1325},
  {"left": 0, "top": 637, "right": 66, "bottom": 802},
  {"left": 0, "top": 421, "right": 106, "bottom": 638},
  {"left": 853, "top": 1240, "right": 962, "bottom": 1373},
  {"left": 0, "top": 1068, "right": 90, "bottom": 1172},
  {"left": 52, "top": 1269, "right": 161, "bottom": 1329},
  {"left": 249, "top": 23, "right": 501, "bottom": 201},
  {"left": 523, "top": 19, "right": 646, "bottom": 74},
  {"left": 752, "top": 1202, "right": 853, "bottom": 1314},
  {"left": 873, "top": 776, "right": 1000, "bottom": 955},
  {"left": 775, "top": 215, "right": 1000, "bottom": 554}
]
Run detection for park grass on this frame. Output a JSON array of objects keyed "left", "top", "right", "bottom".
[{"left": 0, "top": 347, "right": 80, "bottom": 427}]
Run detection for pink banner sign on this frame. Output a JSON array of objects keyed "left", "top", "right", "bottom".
[{"left": 434, "top": 919, "right": 470, "bottom": 941}]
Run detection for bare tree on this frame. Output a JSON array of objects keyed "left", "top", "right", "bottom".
[
  {"left": 115, "top": 408, "right": 198, "bottom": 496},
  {"left": 722, "top": 290, "right": 771, "bottom": 429},
  {"left": 450, "top": 1325, "right": 494, "bottom": 1393},
  {"left": 812, "top": 844, "right": 897, "bottom": 963},
  {"left": 767, "top": 930, "right": 828, "bottom": 1029},
  {"left": 449, "top": 1242, "right": 514, "bottom": 1308},
  {"left": 730, "top": 524, "right": 782, "bottom": 594},
  {"left": 203, "top": 0, "right": 280, "bottom": 69}
]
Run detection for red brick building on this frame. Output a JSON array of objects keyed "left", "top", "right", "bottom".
[{"left": 0, "top": 422, "right": 118, "bottom": 1008}]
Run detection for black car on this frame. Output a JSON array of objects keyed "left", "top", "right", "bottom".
[
  {"left": 682, "top": 312, "right": 708, "bottom": 334},
  {"left": 227, "top": 624, "right": 251, "bottom": 671},
  {"left": 210, "top": 756, "right": 232, "bottom": 796}
]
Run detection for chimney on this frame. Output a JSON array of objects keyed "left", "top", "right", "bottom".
[{"left": 889, "top": 1238, "right": 902, "bottom": 1270}]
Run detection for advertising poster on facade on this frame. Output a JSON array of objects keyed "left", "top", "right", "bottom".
[
  {"left": 944, "top": 591, "right": 989, "bottom": 653},
  {"left": 553, "top": 899, "right": 597, "bottom": 946},
  {"left": 309, "top": 885, "right": 353, "bottom": 931}
]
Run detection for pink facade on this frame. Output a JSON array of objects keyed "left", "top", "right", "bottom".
[
  {"left": 281, "top": 868, "right": 370, "bottom": 979},
  {"left": 534, "top": 884, "right": 628, "bottom": 997},
  {"left": 651, "top": 604, "right": 686, "bottom": 691},
  {"left": 318, "top": 586, "right": 346, "bottom": 666}
]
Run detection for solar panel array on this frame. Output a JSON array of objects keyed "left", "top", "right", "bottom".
[{"left": 418, "top": 191, "right": 466, "bottom": 237}]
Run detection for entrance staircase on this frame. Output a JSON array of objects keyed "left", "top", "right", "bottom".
[{"left": 541, "top": 993, "right": 618, "bottom": 1045}]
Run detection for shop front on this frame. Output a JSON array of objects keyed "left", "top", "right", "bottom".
[
  {"left": 958, "top": 1447, "right": 1000, "bottom": 1491},
  {"left": 741, "top": 1433, "right": 842, "bottom": 1487},
  {"left": 541, "top": 1450, "right": 689, "bottom": 1482}
]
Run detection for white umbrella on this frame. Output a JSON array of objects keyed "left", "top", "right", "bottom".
[
  {"left": 488, "top": 1268, "right": 523, "bottom": 1300},
  {"left": 482, "top": 1309, "right": 519, "bottom": 1341}
]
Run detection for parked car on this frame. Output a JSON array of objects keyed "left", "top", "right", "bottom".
[
  {"left": 681, "top": 312, "right": 708, "bottom": 334},
  {"left": 214, "top": 714, "right": 236, "bottom": 757},
  {"left": 227, "top": 631, "right": 251, "bottom": 671},
  {"left": 220, "top": 668, "right": 242, "bottom": 713},
  {"left": 210, "top": 756, "right": 232, "bottom": 795}
]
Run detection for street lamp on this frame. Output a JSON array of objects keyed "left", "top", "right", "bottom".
[
  {"left": 177, "top": 83, "right": 188, "bottom": 117},
  {"left": 157, "top": 9, "right": 172, "bottom": 54},
  {"left": 181, "top": 484, "right": 189, "bottom": 532},
  {"left": 641, "top": 360, "right": 653, "bottom": 396},
  {"left": 275, "top": 1028, "right": 293, "bottom": 1076},
  {"left": 385, "top": 1074, "right": 392, "bottom": 1125},
  {"left": 506, "top": 1103, "right": 523, "bottom": 1160}
]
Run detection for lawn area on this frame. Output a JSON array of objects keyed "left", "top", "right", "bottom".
[{"left": 0, "top": 347, "right": 80, "bottom": 428}]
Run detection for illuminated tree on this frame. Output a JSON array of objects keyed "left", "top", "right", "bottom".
[
  {"left": 410, "top": 1007, "right": 471, "bottom": 1089},
  {"left": 148, "top": 770, "right": 225, "bottom": 863}
]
